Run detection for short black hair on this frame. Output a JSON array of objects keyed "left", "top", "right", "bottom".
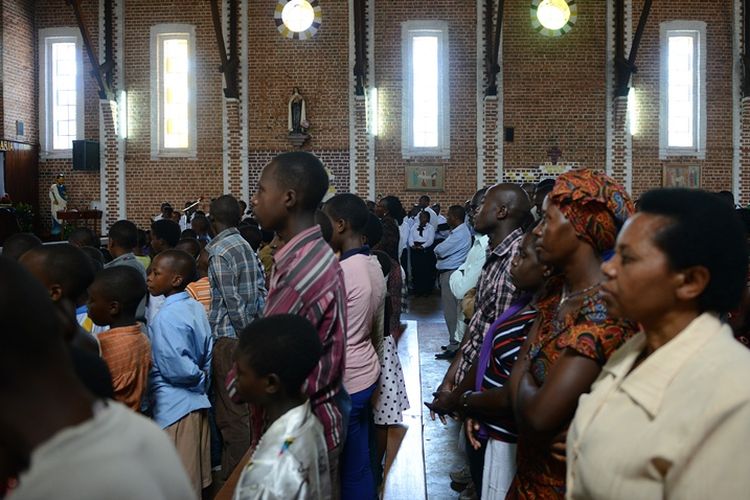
[
  {"left": 151, "top": 219, "right": 181, "bottom": 248},
  {"left": 0, "top": 257, "right": 69, "bottom": 391},
  {"left": 155, "top": 249, "right": 197, "bottom": 289},
  {"left": 239, "top": 223, "right": 262, "bottom": 251},
  {"left": 24, "top": 244, "right": 95, "bottom": 300},
  {"left": 448, "top": 205, "right": 466, "bottom": 221},
  {"left": 238, "top": 314, "right": 322, "bottom": 395},
  {"left": 136, "top": 229, "right": 148, "bottom": 248},
  {"left": 537, "top": 178, "right": 556, "bottom": 191},
  {"left": 364, "top": 212, "right": 383, "bottom": 247},
  {"left": 108, "top": 220, "right": 138, "bottom": 249},
  {"left": 81, "top": 246, "right": 104, "bottom": 273},
  {"left": 191, "top": 214, "right": 210, "bottom": 233},
  {"left": 638, "top": 188, "right": 748, "bottom": 313},
  {"left": 175, "top": 238, "right": 201, "bottom": 259},
  {"left": 92, "top": 266, "right": 147, "bottom": 316},
  {"left": 313, "top": 210, "right": 333, "bottom": 243},
  {"left": 2, "top": 233, "right": 42, "bottom": 260},
  {"left": 373, "top": 217, "right": 399, "bottom": 261},
  {"left": 379, "top": 196, "right": 406, "bottom": 225},
  {"left": 210, "top": 195, "right": 241, "bottom": 227},
  {"left": 270, "top": 152, "right": 329, "bottom": 211},
  {"left": 717, "top": 190, "right": 736, "bottom": 207},
  {"left": 68, "top": 227, "right": 99, "bottom": 248},
  {"left": 419, "top": 195, "right": 431, "bottom": 204},
  {"left": 181, "top": 228, "right": 198, "bottom": 239},
  {"left": 736, "top": 208, "right": 750, "bottom": 235},
  {"left": 325, "top": 193, "right": 368, "bottom": 233}
]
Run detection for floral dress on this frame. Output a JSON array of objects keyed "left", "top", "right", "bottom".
[{"left": 506, "top": 277, "right": 638, "bottom": 500}]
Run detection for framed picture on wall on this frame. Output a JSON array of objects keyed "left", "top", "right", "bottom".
[
  {"left": 405, "top": 165, "right": 445, "bottom": 192},
  {"left": 663, "top": 165, "right": 700, "bottom": 189}
]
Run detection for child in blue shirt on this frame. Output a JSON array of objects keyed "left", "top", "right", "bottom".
[{"left": 147, "top": 249, "right": 213, "bottom": 497}]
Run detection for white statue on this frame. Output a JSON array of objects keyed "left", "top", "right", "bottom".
[{"left": 49, "top": 174, "right": 67, "bottom": 236}]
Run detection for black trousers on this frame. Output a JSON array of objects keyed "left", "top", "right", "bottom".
[{"left": 410, "top": 247, "right": 435, "bottom": 295}]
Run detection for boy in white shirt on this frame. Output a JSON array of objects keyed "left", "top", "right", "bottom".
[{"left": 233, "top": 314, "right": 330, "bottom": 500}]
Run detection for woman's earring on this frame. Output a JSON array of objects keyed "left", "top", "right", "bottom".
[{"left": 543, "top": 268, "right": 552, "bottom": 278}]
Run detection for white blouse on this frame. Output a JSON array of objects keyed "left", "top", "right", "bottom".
[{"left": 407, "top": 222, "right": 435, "bottom": 248}]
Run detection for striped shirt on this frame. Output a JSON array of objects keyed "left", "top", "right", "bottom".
[
  {"left": 265, "top": 225, "right": 347, "bottom": 451},
  {"left": 98, "top": 324, "right": 152, "bottom": 412},
  {"left": 480, "top": 308, "right": 537, "bottom": 443},
  {"left": 456, "top": 228, "right": 523, "bottom": 385},
  {"left": 206, "top": 227, "right": 267, "bottom": 339},
  {"left": 186, "top": 276, "right": 212, "bottom": 315}
]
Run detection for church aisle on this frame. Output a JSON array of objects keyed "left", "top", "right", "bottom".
[{"left": 405, "top": 294, "right": 466, "bottom": 499}]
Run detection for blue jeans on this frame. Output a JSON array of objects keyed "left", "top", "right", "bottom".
[{"left": 341, "top": 383, "right": 377, "bottom": 500}]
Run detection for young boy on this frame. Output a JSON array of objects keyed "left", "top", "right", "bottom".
[
  {"left": 323, "top": 193, "right": 385, "bottom": 499},
  {"left": 186, "top": 247, "right": 212, "bottom": 315},
  {"left": 105, "top": 219, "right": 147, "bottom": 279},
  {"left": 0, "top": 257, "right": 194, "bottom": 500},
  {"left": 19, "top": 245, "right": 114, "bottom": 399},
  {"left": 87, "top": 266, "right": 152, "bottom": 412},
  {"left": 148, "top": 219, "right": 181, "bottom": 325},
  {"left": 147, "top": 249, "right": 213, "bottom": 496},
  {"left": 233, "top": 314, "right": 330, "bottom": 499},
  {"left": 252, "top": 151, "right": 347, "bottom": 497}
]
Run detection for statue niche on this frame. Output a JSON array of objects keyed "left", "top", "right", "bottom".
[{"left": 287, "top": 87, "right": 311, "bottom": 147}]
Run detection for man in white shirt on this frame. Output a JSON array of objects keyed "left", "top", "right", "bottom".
[
  {"left": 2, "top": 258, "right": 193, "bottom": 500},
  {"left": 409, "top": 195, "right": 439, "bottom": 228},
  {"left": 448, "top": 188, "right": 489, "bottom": 350}
]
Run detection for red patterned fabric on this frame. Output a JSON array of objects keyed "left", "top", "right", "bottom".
[
  {"left": 507, "top": 277, "right": 638, "bottom": 499},
  {"left": 549, "top": 169, "right": 634, "bottom": 255}
]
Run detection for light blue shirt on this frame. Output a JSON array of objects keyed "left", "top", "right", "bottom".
[
  {"left": 434, "top": 223, "right": 472, "bottom": 271},
  {"left": 148, "top": 291, "right": 213, "bottom": 428}
]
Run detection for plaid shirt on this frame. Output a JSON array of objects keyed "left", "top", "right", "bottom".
[
  {"left": 456, "top": 227, "right": 523, "bottom": 385},
  {"left": 265, "top": 225, "right": 347, "bottom": 451},
  {"left": 206, "top": 227, "right": 267, "bottom": 339}
]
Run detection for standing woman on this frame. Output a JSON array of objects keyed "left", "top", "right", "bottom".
[
  {"left": 49, "top": 174, "right": 67, "bottom": 236},
  {"left": 506, "top": 169, "right": 638, "bottom": 499},
  {"left": 566, "top": 189, "right": 750, "bottom": 499}
]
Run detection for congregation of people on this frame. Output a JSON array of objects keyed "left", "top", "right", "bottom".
[{"left": 3, "top": 150, "right": 750, "bottom": 500}]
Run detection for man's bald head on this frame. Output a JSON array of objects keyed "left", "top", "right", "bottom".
[{"left": 474, "top": 183, "right": 532, "bottom": 234}]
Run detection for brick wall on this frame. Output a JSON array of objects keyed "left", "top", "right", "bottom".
[
  {"left": 35, "top": 0, "right": 101, "bottom": 233},
  {"left": 503, "top": 0, "right": 608, "bottom": 185},
  {"left": 247, "top": 0, "right": 351, "bottom": 202},
  {"left": 6, "top": 0, "right": 744, "bottom": 231},
  {"left": 122, "top": 0, "right": 224, "bottom": 228},
  {"left": 3, "top": 0, "right": 36, "bottom": 144},
  {"left": 373, "top": 0, "right": 478, "bottom": 208},
  {"left": 630, "top": 0, "right": 735, "bottom": 198}
]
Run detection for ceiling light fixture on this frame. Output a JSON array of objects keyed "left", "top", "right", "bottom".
[
  {"left": 282, "top": 0, "right": 315, "bottom": 33},
  {"left": 531, "top": 0, "right": 577, "bottom": 37}
]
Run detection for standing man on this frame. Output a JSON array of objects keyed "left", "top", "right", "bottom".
[
  {"left": 430, "top": 184, "right": 531, "bottom": 491},
  {"left": 206, "top": 194, "right": 267, "bottom": 480},
  {"left": 434, "top": 205, "right": 471, "bottom": 358},
  {"left": 252, "top": 151, "right": 348, "bottom": 499},
  {"left": 411, "top": 195, "right": 439, "bottom": 227},
  {"left": 49, "top": 174, "right": 67, "bottom": 237}
]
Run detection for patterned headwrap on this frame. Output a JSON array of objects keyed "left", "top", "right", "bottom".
[{"left": 548, "top": 169, "right": 634, "bottom": 255}]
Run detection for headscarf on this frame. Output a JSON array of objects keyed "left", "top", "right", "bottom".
[{"left": 548, "top": 169, "right": 634, "bottom": 255}]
